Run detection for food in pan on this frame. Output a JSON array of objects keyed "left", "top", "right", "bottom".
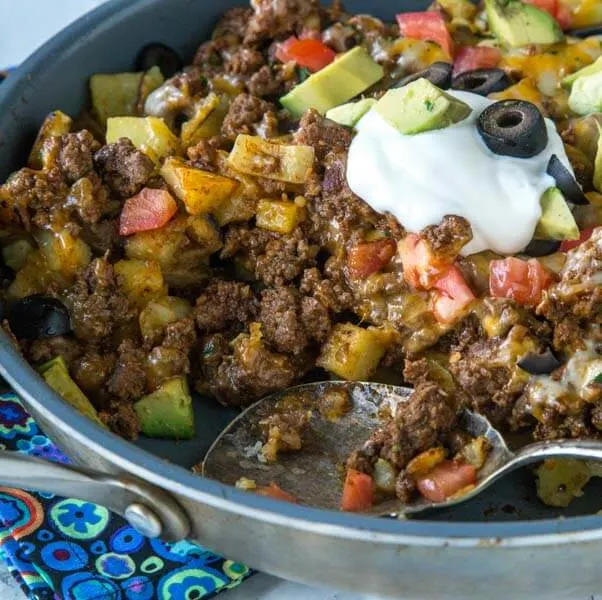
[{"left": 0, "top": 0, "right": 600, "bottom": 510}]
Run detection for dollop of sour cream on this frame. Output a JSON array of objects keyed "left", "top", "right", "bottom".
[{"left": 347, "top": 91, "right": 573, "bottom": 255}]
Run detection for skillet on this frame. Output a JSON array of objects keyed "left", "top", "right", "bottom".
[{"left": 1, "top": 0, "right": 602, "bottom": 597}]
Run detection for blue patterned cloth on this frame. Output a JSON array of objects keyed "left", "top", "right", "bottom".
[{"left": 0, "top": 393, "right": 252, "bottom": 599}]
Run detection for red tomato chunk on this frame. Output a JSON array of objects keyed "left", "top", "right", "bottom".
[
  {"left": 453, "top": 46, "right": 502, "bottom": 76},
  {"left": 340, "top": 469, "right": 374, "bottom": 512},
  {"left": 347, "top": 239, "right": 396, "bottom": 279},
  {"left": 119, "top": 188, "right": 178, "bottom": 236},
  {"left": 489, "top": 257, "right": 554, "bottom": 306},
  {"left": 560, "top": 227, "right": 595, "bottom": 252},
  {"left": 397, "top": 12, "right": 454, "bottom": 57},
  {"left": 256, "top": 482, "right": 298, "bottom": 503},
  {"left": 276, "top": 37, "right": 336, "bottom": 72},
  {"left": 431, "top": 266, "right": 476, "bottom": 324},
  {"left": 416, "top": 460, "right": 477, "bottom": 502}
]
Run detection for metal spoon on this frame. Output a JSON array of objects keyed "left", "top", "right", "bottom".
[{"left": 202, "top": 382, "right": 602, "bottom": 516}]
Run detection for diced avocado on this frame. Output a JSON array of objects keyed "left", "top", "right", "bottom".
[
  {"left": 134, "top": 377, "right": 195, "bottom": 439},
  {"left": 534, "top": 187, "right": 580, "bottom": 241},
  {"left": 38, "top": 357, "right": 105, "bottom": 427},
  {"left": 326, "top": 98, "right": 377, "bottom": 127},
  {"left": 568, "top": 71, "right": 602, "bottom": 116},
  {"left": 280, "top": 47, "right": 384, "bottom": 118},
  {"left": 374, "top": 78, "right": 472, "bottom": 135},
  {"left": 485, "top": 0, "right": 564, "bottom": 48},
  {"left": 562, "top": 56, "right": 602, "bottom": 89}
]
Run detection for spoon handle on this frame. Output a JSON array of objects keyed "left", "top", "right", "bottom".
[{"left": 509, "top": 439, "right": 602, "bottom": 469}]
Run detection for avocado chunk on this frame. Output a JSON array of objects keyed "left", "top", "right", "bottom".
[
  {"left": 535, "top": 187, "right": 580, "bottom": 241},
  {"left": 326, "top": 98, "right": 377, "bottom": 127},
  {"left": 38, "top": 357, "right": 105, "bottom": 427},
  {"left": 134, "top": 376, "right": 195, "bottom": 439},
  {"left": 280, "top": 47, "right": 384, "bottom": 118},
  {"left": 568, "top": 71, "right": 602, "bottom": 116},
  {"left": 562, "top": 57, "right": 602, "bottom": 89},
  {"left": 374, "top": 78, "right": 472, "bottom": 135},
  {"left": 485, "top": 0, "right": 563, "bottom": 48}
]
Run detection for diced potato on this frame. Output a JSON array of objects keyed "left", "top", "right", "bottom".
[
  {"left": 36, "top": 229, "right": 92, "bottom": 279},
  {"left": 114, "top": 259, "right": 167, "bottom": 308},
  {"left": 407, "top": 447, "right": 447, "bottom": 477},
  {"left": 317, "top": 324, "right": 394, "bottom": 381},
  {"left": 186, "top": 215, "right": 223, "bottom": 255},
  {"left": 106, "top": 116, "right": 179, "bottom": 163},
  {"left": 125, "top": 216, "right": 211, "bottom": 289},
  {"left": 161, "top": 157, "right": 237, "bottom": 215},
  {"left": 256, "top": 199, "right": 304, "bottom": 234},
  {"left": 139, "top": 296, "right": 192, "bottom": 343},
  {"left": 181, "top": 93, "right": 221, "bottom": 148},
  {"left": 2, "top": 238, "right": 34, "bottom": 271},
  {"left": 190, "top": 95, "right": 231, "bottom": 141},
  {"left": 536, "top": 459, "right": 591, "bottom": 508},
  {"left": 228, "top": 135, "right": 315, "bottom": 184},
  {"left": 8, "top": 251, "right": 67, "bottom": 299},
  {"left": 90, "top": 72, "right": 144, "bottom": 124},
  {"left": 28, "top": 111, "right": 72, "bottom": 169},
  {"left": 457, "top": 436, "right": 491, "bottom": 469}
]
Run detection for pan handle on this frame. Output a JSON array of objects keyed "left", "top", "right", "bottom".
[{"left": 0, "top": 450, "right": 190, "bottom": 541}]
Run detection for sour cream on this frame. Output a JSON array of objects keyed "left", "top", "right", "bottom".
[{"left": 347, "top": 91, "right": 572, "bottom": 255}]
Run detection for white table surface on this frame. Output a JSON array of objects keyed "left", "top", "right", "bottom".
[{"left": 0, "top": 1, "right": 378, "bottom": 598}]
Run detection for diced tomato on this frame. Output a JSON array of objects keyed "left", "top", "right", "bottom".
[
  {"left": 560, "top": 227, "right": 595, "bottom": 252},
  {"left": 430, "top": 266, "right": 476, "bottom": 324},
  {"left": 489, "top": 257, "right": 555, "bottom": 307},
  {"left": 275, "top": 36, "right": 336, "bottom": 72},
  {"left": 119, "top": 188, "right": 178, "bottom": 236},
  {"left": 256, "top": 482, "right": 298, "bottom": 503},
  {"left": 340, "top": 469, "right": 374, "bottom": 512},
  {"left": 347, "top": 238, "right": 397, "bottom": 279},
  {"left": 416, "top": 460, "right": 477, "bottom": 503},
  {"left": 399, "top": 234, "right": 449, "bottom": 290},
  {"left": 523, "top": 0, "right": 557, "bottom": 15},
  {"left": 453, "top": 46, "right": 502, "bottom": 77},
  {"left": 396, "top": 12, "right": 453, "bottom": 57}
]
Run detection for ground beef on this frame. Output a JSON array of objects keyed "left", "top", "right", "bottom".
[
  {"left": 71, "top": 350, "right": 116, "bottom": 407},
  {"left": 225, "top": 47, "right": 265, "bottom": 76},
  {"left": 194, "top": 280, "right": 258, "bottom": 333},
  {"left": 538, "top": 227, "right": 601, "bottom": 351},
  {"left": 146, "top": 345, "right": 190, "bottom": 390},
  {"left": 422, "top": 215, "right": 473, "bottom": 261},
  {"left": 101, "top": 401, "right": 140, "bottom": 441},
  {"left": 94, "top": 138, "right": 154, "bottom": 198},
  {"left": 79, "top": 218, "right": 121, "bottom": 256},
  {"left": 28, "top": 336, "right": 83, "bottom": 366},
  {"left": 395, "top": 470, "right": 417, "bottom": 503},
  {"left": 247, "top": 66, "right": 282, "bottom": 98},
  {"left": 259, "top": 286, "right": 321, "bottom": 354},
  {"left": 63, "top": 258, "right": 134, "bottom": 343},
  {"left": 245, "top": 0, "right": 321, "bottom": 44},
  {"left": 294, "top": 109, "right": 353, "bottom": 162},
  {"left": 67, "top": 172, "right": 114, "bottom": 225},
  {"left": 347, "top": 382, "right": 458, "bottom": 473},
  {"left": 213, "top": 7, "right": 253, "bottom": 40},
  {"left": 187, "top": 137, "right": 224, "bottom": 172},
  {"left": 299, "top": 266, "right": 353, "bottom": 313},
  {"left": 163, "top": 317, "right": 197, "bottom": 352},
  {"left": 201, "top": 329, "right": 297, "bottom": 407},
  {"left": 57, "top": 130, "right": 100, "bottom": 184},
  {"left": 107, "top": 340, "right": 147, "bottom": 402},
  {"left": 221, "top": 94, "right": 279, "bottom": 141}
]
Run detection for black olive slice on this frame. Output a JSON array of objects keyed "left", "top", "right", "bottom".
[
  {"left": 546, "top": 154, "right": 590, "bottom": 205},
  {"left": 477, "top": 100, "right": 548, "bottom": 158},
  {"left": 394, "top": 62, "right": 452, "bottom": 90},
  {"left": 9, "top": 295, "right": 71, "bottom": 340},
  {"left": 451, "top": 68, "right": 512, "bottom": 96},
  {"left": 569, "top": 25, "right": 602, "bottom": 38},
  {"left": 517, "top": 348, "right": 562, "bottom": 375},
  {"left": 135, "top": 43, "right": 183, "bottom": 78},
  {"left": 523, "top": 239, "right": 562, "bottom": 257}
]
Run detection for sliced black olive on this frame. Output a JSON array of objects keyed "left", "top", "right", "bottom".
[
  {"left": 8, "top": 295, "right": 71, "bottom": 340},
  {"left": 517, "top": 348, "right": 562, "bottom": 375},
  {"left": 394, "top": 62, "right": 452, "bottom": 90},
  {"left": 523, "top": 239, "right": 562, "bottom": 257},
  {"left": 546, "top": 154, "right": 589, "bottom": 205},
  {"left": 452, "top": 68, "right": 512, "bottom": 96},
  {"left": 135, "top": 43, "right": 183, "bottom": 78},
  {"left": 569, "top": 25, "right": 602, "bottom": 38},
  {"left": 477, "top": 100, "right": 548, "bottom": 158}
]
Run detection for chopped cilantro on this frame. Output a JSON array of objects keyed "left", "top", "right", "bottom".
[
  {"left": 592, "top": 373, "right": 602, "bottom": 385},
  {"left": 425, "top": 99, "right": 434, "bottom": 112},
  {"left": 297, "top": 67, "right": 311, "bottom": 82}
]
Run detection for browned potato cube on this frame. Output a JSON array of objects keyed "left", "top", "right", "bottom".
[
  {"left": 114, "top": 259, "right": 167, "bottom": 308},
  {"left": 28, "top": 111, "right": 72, "bottom": 169},
  {"left": 256, "top": 199, "right": 304, "bottom": 234}
]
